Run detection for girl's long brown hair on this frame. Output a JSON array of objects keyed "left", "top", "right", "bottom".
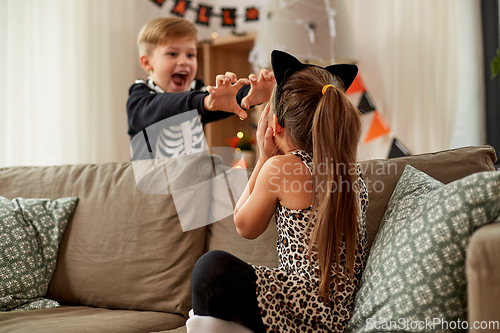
[{"left": 275, "top": 66, "right": 361, "bottom": 305}]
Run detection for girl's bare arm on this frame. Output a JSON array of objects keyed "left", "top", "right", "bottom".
[
  {"left": 233, "top": 158, "right": 281, "bottom": 239},
  {"left": 234, "top": 103, "right": 279, "bottom": 239}
]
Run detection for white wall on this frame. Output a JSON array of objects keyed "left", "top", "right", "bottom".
[{"left": 0, "top": 0, "right": 486, "bottom": 166}]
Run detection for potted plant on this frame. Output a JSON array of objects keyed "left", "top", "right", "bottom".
[
  {"left": 226, "top": 132, "right": 255, "bottom": 168},
  {"left": 491, "top": 48, "right": 500, "bottom": 79}
]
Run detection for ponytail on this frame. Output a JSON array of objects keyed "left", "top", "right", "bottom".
[
  {"left": 275, "top": 66, "right": 362, "bottom": 306},
  {"left": 310, "top": 85, "right": 361, "bottom": 305}
]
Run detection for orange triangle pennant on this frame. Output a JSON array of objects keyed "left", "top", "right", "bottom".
[
  {"left": 364, "top": 111, "right": 391, "bottom": 143},
  {"left": 346, "top": 73, "right": 366, "bottom": 95}
]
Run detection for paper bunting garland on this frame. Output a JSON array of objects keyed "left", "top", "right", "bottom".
[
  {"left": 358, "top": 92, "right": 376, "bottom": 114},
  {"left": 345, "top": 72, "right": 411, "bottom": 158},
  {"left": 246, "top": 7, "right": 259, "bottom": 21},
  {"left": 151, "top": 0, "right": 166, "bottom": 6},
  {"left": 345, "top": 72, "right": 389, "bottom": 142},
  {"left": 388, "top": 138, "right": 411, "bottom": 158},
  {"left": 222, "top": 8, "right": 236, "bottom": 27},
  {"left": 171, "top": 0, "right": 190, "bottom": 17},
  {"left": 364, "top": 111, "right": 391, "bottom": 143},
  {"left": 196, "top": 5, "right": 212, "bottom": 25},
  {"left": 346, "top": 73, "right": 366, "bottom": 95},
  {"left": 150, "top": 0, "right": 260, "bottom": 28}
]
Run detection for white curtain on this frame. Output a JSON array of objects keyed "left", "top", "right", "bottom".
[
  {"left": 347, "top": 0, "right": 485, "bottom": 155},
  {"left": 1, "top": 0, "right": 486, "bottom": 167},
  {"left": 0, "top": 0, "right": 137, "bottom": 167}
]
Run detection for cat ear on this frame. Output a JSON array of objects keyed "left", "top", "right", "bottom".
[
  {"left": 271, "top": 50, "right": 307, "bottom": 89},
  {"left": 271, "top": 50, "right": 358, "bottom": 91},
  {"left": 324, "top": 64, "right": 358, "bottom": 91}
]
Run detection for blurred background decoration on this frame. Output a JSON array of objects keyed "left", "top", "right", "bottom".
[
  {"left": 250, "top": 0, "right": 357, "bottom": 70},
  {"left": 226, "top": 132, "right": 255, "bottom": 152},
  {"left": 226, "top": 132, "right": 255, "bottom": 168}
]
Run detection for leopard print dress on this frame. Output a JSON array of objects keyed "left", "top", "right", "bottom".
[{"left": 252, "top": 151, "right": 368, "bottom": 333}]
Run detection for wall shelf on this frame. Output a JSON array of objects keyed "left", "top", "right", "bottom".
[{"left": 197, "top": 32, "right": 259, "bottom": 166}]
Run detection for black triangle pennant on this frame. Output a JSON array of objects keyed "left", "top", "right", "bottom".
[
  {"left": 388, "top": 138, "right": 411, "bottom": 159},
  {"left": 151, "top": 0, "right": 166, "bottom": 7},
  {"left": 358, "top": 92, "right": 376, "bottom": 114}
]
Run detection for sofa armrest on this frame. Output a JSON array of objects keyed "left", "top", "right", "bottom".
[{"left": 466, "top": 219, "right": 500, "bottom": 332}]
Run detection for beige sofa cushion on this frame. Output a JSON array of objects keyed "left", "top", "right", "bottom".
[
  {"left": 207, "top": 215, "right": 279, "bottom": 268},
  {"left": 360, "top": 145, "right": 497, "bottom": 250},
  {"left": 206, "top": 169, "right": 279, "bottom": 268},
  {"left": 0, "top": 306, "right": 186, "bottom": 333},
  {"left": 207, "top": 146, "right": 497, "bottom": 259},
  {"left": 0, "top": 163, "right": 205, "bottom": 317}
]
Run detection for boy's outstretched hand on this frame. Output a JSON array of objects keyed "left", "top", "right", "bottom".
[
  {"left": 241, "top": 69, "right": 276, "bottom": 110},
  {"left": 203, "top": 73, "right": 250, "bottom": 119}
]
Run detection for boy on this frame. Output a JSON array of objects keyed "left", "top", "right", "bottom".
[{"left": 127, "top": 17, "right": 274, "bottom": 159}]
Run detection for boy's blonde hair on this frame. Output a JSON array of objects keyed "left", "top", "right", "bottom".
[{"left": 137, "top": 17, "right": 198, "bottom": 56}]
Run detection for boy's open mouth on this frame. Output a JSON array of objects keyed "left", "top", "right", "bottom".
[{"left": 172, "top": 72, "right": 188, "bottom": 88}]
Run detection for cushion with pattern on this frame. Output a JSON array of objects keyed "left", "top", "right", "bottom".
[
  {"left": 346, "top": 165, "right": 500, "bottom": 332},
  {"left": 0, "top": 196, "right": 78, "bottom": 311}
]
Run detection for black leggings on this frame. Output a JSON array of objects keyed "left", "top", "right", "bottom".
[{"left": 191, "top": 250, "right": 266, "bottom": 333}]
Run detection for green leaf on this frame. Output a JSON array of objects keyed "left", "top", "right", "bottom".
[{"left": 490, "top": 48, "right": 500, "bottom": 80}]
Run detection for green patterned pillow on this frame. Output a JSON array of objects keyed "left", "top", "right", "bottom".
[
  {"left": 347, "top": 165, "right": 500, "bottom": 332},
  {"left": 0, "top": 196, "right": 78, "bottom": 311}
]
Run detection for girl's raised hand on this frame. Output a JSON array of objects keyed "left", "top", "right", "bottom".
[{"left": 257, "top": 103, "right": 278, "bottom": 163}]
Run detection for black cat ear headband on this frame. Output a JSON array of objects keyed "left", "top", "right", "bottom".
[{"left": 270, "top": 50, "right": 358, "bottom": 127}]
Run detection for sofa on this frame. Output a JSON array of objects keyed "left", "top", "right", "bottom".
[{"left": 0, "top": 145, "right": 498, "bottom": 333}]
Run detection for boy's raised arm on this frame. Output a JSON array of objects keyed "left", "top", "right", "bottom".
[
  {"left": 241, "top": 69, "right": 276, "bottom": 109},
  {"left": 203, "top": 69, "right": 275, "bottom": 118},
  {"left": 127, "top": 83, "right": 211, "bottom": 138}
]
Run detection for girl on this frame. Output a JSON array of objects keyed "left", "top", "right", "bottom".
[{"left": 190, "top": 50, "right": 368, "bottom": 333}]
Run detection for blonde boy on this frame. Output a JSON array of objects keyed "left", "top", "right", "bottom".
[
  {"left": 137, "top": 17, "right": 199, "bottom": 94},
  {"left": 127, "top": 17, "right": 274, "bottom": 146}
]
